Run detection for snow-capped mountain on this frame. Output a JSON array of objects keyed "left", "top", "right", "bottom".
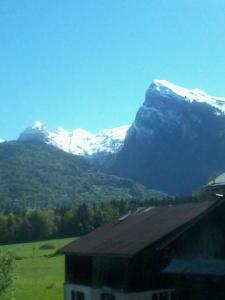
[
  {"left": 150, "top": 79, "right": 225, "bottom": 112},
  {"left": 18, "top": 121, "right": 130, "bottom": 156},
  {"left": 17, "top": 79, "right": 225, "bottom": 195},
  {"left": 19, "top": 121, "right": 49, "bottom": 143},
  {"left": 111, "top": 79, "right": 225, "bottom": 195},
  {"left": 129, "top": 79, "right": 225, "bottom": 139}
]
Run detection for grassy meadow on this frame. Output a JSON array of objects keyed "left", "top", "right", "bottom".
[{"left": 1, "top": 237, "right": 76, "bottom": 300}]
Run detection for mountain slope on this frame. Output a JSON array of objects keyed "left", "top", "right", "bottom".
[
  {"left": 0, "top": 141, "right": 165, "bottom": 210},
  {"left": 18, "top": 122, "right": 130, "bottom": 156},
  {"left": 110, "top": 80, "right": 225, "bottom": 195}
]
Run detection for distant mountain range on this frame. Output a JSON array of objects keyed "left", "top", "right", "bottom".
[
  {"left": 3, "top": 79, "right": 225, "bottom": 196},
  {"left": 18, "top": 121, "right": 130, "bottom": 156}
]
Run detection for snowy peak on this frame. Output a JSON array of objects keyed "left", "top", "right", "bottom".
[
  {"left": 130, "top": 79, "right": 225, "bottom": 139},
  {"left": 50, "top": 125, "right": 130, "bottom": 155},
  {"left": 84, "top": 125, "right": 130, "bottom": 155},
  {"left": 17, "top": 79, "right": 225, "bottom": 158},
  {"left": 149, "top": 79, "right": 225, "bottom": 112},
  {"left": 113, "top": 79, "right": 225, "bottom": 195},
  {"left": 19, "top": 121, "right": 49, "bottom": 142},
  {"left": 49, "top": 127, "right": 96, "bottom": 154},
  {"left": 18, "top": 122, "right": 130, "bottom": 156},
  {"left": 32, "top": 121, "right": 46, "bottom": 130},
  {"left": 99, "top": 125, "right": 129, "bottom": 140}
]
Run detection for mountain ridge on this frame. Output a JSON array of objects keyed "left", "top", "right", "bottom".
[
  {"left": 149, "top": 80, "right": 225, "bottom": 112},
  {"left": 109, "top": 80, "right": 225, "bottom": 195},
  {"left": 16, "top": 80, "right": 225, "bottom": 159},
  {"left": 18, "top": 121, "right": 130, "bottom": 156},
  {"left": 5, "top": 79, "right": 225, "bottom": 195}
]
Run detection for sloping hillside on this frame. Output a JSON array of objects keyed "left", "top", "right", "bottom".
[{"left": 0, "top": 141, "right": 165, "bottom": 210}]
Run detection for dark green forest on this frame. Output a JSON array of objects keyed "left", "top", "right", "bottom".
[
  {"left": 0, "top": 201, "right": 123, "bottom": 244},
  {"left": 0, "top": 140, "right": 215, "bottom": 245},
  {"left": 0, "top": 141, "right": 165, "bottom": 211},
  {"left": 0, "top": 141, "right": 169, "bottom": 244},
  {"left": 0, "top": 197, "right": 200, "bottom": 245}
]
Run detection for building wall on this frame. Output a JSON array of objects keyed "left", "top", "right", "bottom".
[
  {"left": 172, "top": 276, "right": 225, "bottom": 300},
  {"left": 162, "top": 204, "right": 225, "bottom": 300},
  {"left": 128, "top": 248, "right": 166, "bottom": 292},
  {"left": 64, "top": 203, "right": 225, "bottom": 300},
  {"left": 64, "top": 283, "right": 175, "bottom": 300},
  {"left": 66, "top": 255, "right": 92, "bottom": 285},
  {"left": 166, "top": 207, "right": 225, "bottom": 260},
  {"left": 92, "top": 256, "right": 128, "bottom": 289},
  {"left": 65, "top": 255, "right": 129, "bottom": 290}
]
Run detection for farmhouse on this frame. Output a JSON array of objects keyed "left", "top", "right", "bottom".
[{"left": 60, "top": 200, "right": 225, "bottom": 300}]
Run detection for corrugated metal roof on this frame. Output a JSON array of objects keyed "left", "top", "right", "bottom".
[
  {"left": 60, "top": 201, "right": 219, "bottom": 256},
  {"left": 163, "top": 259, "right": 225, "bottom": 276}
]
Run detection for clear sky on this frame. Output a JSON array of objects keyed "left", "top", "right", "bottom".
[{"left": 1, "top": 0, "right": 225, "bottom": 140}]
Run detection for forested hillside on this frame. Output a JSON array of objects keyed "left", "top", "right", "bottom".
[{"left": 0, "top": 141, "right": 165, "bottom": 210}]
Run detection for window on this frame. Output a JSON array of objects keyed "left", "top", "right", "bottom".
[
  {"left": 71, "top": 291, "right": 85, "bottom": 300},
  {"left": 101, "top": 293, "right": 115, "bottom": 300},
  {"left": 152, "top": 293, "right": 168, "bottom": 300},
  {"left": 71, "top": 291, "right": 75, "bottom": 300},
  {"left": 152, "top": 291, "right": 176, "bottom": 300},
  {"left": 152, "top": 294, "right": 158, "bottom": 300},
  {"left": 160, "top": 293, "right": 168, "bottom": 300},
  {"left": 171, "top": 291, "right": 177, "bottom": 300}
]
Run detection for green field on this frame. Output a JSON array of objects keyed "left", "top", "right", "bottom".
[{"left": 1, "top": 237, "right": 76, "bottom": 300}]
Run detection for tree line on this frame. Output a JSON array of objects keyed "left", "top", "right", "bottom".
[
  {"left": 0, "top": 196, "right": 202, "bottom": 245},
  {"left": 0, "top": 200, "right": 129, "bottom": 244}
]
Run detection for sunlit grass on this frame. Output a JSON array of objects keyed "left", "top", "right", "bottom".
[{"left": 1, "top": 237, "right": 76, "bottom": 300}]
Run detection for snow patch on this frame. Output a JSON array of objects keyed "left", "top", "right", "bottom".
[
  {"left": 19, "top": 122, "right": 130, "bottom": 156},
  {"left": 32, "top": 121, "right": 45, "bottom": 130},
  {"left": 149, "top": 79, "right": 225, "bottom": 112},
  {"left": 19, "top": 121, "right": 49, "bottom": 142}
]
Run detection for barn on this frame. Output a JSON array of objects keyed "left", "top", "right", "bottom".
[{"left": 60, "top": 200, "right": 225, "bottom": 300}]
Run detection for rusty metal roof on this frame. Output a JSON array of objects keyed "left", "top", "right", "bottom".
[{"left": 60, "top": 201, "right": 220, "bottom": 257}]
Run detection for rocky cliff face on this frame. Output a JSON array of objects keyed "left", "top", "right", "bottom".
[{"left": 111, "top": 80, "right": 225, "bottom": 195}]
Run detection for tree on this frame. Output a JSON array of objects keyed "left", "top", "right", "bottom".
[{"left": 0, "top": 252, "right": 14, "bottom": 299}]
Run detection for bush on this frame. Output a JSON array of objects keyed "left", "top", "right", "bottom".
[
  {"left": 39, "top": 243, "right": 55, "bottom": 250},
  {"left": 14, "top": 256, "right": 24, "bottom": 260},
  {"left": 0, "top": 252, "right": 14, "bottom": 299}
]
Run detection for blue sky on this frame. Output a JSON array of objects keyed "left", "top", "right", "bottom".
[{"left": 0, "top": 0, "right": 225, "bottom": 140}]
